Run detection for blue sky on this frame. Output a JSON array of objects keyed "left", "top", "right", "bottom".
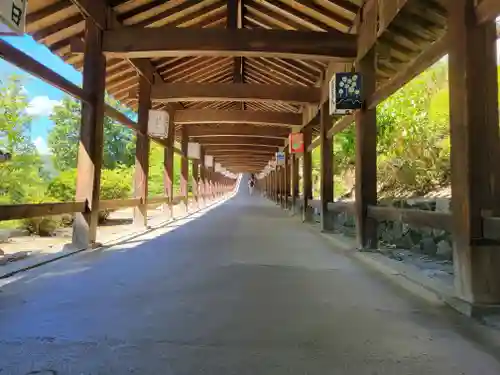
[{"left": 0, "top": 34, "right": 82, "bottom": 154}]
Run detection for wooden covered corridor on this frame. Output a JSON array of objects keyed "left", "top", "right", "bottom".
[{"left": 1, "top": 0, "right": 500, "bottom": 372}]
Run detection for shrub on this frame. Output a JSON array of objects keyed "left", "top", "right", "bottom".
[
  {"left": 21, "top": 195, "right": 63, "bottom": 236},
  {"left": 47, "top": 167, "right": 133, "bottom": 223}
]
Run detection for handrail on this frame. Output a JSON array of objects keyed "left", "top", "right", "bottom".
[
  {"left": 367, "top": 205, "right": 452, "bottom": 231},
  {"left": 147, "top": 196, "right": 169, "bottom": 205},
  {"left": 100, "top": 198, "right": 141, "bottom": 210},
  {"left": 0, "top": 201, "right": 87, "bottom": 221},
  {"left": 327, "top": 201, "right": 355, "bottom": 214},
  {"left": 307, "top": 199, "right": 321, "bottom": 209}
]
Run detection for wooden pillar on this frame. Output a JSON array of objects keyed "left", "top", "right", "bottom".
[
  {"left": 199, "top": 148, "right": 206, "bottom": 207},
  {"left": 133, "top": 76, "right": 151, "bottom": 227},
  {"left": 302, "top": 128, "right": 313, "bottom": 222},
  {"left": 277, "top": 166, "right": 283, "bottom": 206},
  {"left": 275, "top": 169, "right": 279, "bottom": 203},
  {"left": 291, "top": 153, "right": 299, "bottom": 215},
  {"left": 206, "top": 168, "right": 212, "bottom": 202},
  {"left": 192, "top": 160, "right": 199, "bottom": 210},
  {"left": 283, "top": 151, "right": 290, "bottom": 209},
  {"left": 271, "top": 171, "right": 274, "bottom": 201},
  {"left": 448, "top": 0, "right": 500, "bottom": 308},
  {"left": 180, "top": 127, "right": 189, "bottom": 214},
  {"left": 266, "top": 174, "right": 270, "bottom": 198},
  {"left": 163, "top": 113, "right": 175, "bottom": 219},
  {"left": 355, "top": 48, "right": 377, "bottom": 249},
  {"left": 209, "top": 166, "right": 215, "bottom": 200},
  {"left": 72, "top": 20, "right": 106, "bottom": 248},
  {"left": 320, "top": 101, "right": 334, "bottom": 231}
]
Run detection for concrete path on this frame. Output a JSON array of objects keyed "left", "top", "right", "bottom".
[{"left": 1, "top": 182, "right": 500, "bottom": 374}]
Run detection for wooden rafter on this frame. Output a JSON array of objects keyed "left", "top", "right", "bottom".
[
  {"left": 70, "top": 27, "right": 357, "bottom": 60},
  {"left": 142, "top": 82, "right": 321, "bottom": 104},
  {"left": 174, "top": 109, "right": 304, "bottom": 127}
]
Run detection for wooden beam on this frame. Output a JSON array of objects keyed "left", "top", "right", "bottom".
[
  {"left": 72, "top": 20, "right": 106, "bottom": 248},
  {"left": 133, "top": 76, "right": 151, "bottom": 227},
  {"left": 327, "top": 114, "right": 355, "bottom": 138},
  {"left": 104, "top": 105, "right": 140, "bottom": 133},
  {"left": 72, "top": 27, "right": 357, "bottom": 60},
  {"left": 145, "top": 83, "right": 321, "bottom": 104},
  {"left": 367, "top": 16, "right": 499, "bottom": 112},
  {"left": 369, "top": 34, "right": 448, "bottom": 109},
  {"left": 355, "top": 48, "right": 378, "bottom": 249},
  {"left": 188, "top": 124, "right": 289, "bottom": 138},
  {"left": 367, "top": 206, "right": 452, "bottom": 232},
  {"left": 448, "top": 1, "right": 500, "bottom": 306},
  {"left": 0, "top": 201, "right": 86, "bottom": 221},
  {"left": 69, "top": 0, "right": 107, "bottom": 30},
  {"left": 100, "top": 198, "right": 141, "bottom": 210},
  {"left": 174, "top": 109, "right": 302, "bottom": 127},
  {"left": 0, "top": 39, "right": 89, "bottom": 103},
  {"left": 320, "top": 102, "right": 334, "bottom": 231},
  {"left": 476, "top": 0, "right": 500, "bottom": 23}
]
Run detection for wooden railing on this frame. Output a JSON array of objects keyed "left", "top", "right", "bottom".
[
  {"left": 293, "top": 198, "right": 500, "bottom": 240},
  {"left": 100, "top": 198, "right": 142, "bottom": 210},
  {"left": 0, "top": 201, "right": 86, "bottom": 221},
  {"left": 367, "top": 205, "right": 452, "bottom": 232},
  {"left": 0, "top": 191, "right": 229, "bottom": 222}
]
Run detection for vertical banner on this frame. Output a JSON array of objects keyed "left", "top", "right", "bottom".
[
  {"left": 205, "top": 155, "right": 214, "bottom": 167},
  {"left": 187, "top": 142, "right": 201, "bottom": 159},
  {"left": 288, "top": 132, "right": 304, "bottom": 153},
  {"left": 329, "top": 72, "right": 363, "bottom": 115},
  {"left": 147, "top": 110, "right": 170, "bottom": 138},
  {"left": 276, "top": 151, "right": 286, "bottom": 166},
  {"left": 0, "top": 0, "right": 27, "bottom": 35}
]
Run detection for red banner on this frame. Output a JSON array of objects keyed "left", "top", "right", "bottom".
[{"left": 289, "top": 132, "right": 304, "bottom": 153}]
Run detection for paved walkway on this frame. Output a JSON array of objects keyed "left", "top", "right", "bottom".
[{"left": 1, "top": 182, "right": 500, "bottom": 374}]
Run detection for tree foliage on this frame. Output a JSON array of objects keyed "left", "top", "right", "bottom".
[
  {"left": 48, "top": 96, "right": 136, "bottom": 171},
  {"left": 328, "top": 61, "right": 453, "bottom": 198},
  {"left": 0, "top": 75, "right": 46, "bottom": 205}
]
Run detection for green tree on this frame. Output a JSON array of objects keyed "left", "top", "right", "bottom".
[
  {"left": 48, "top": 96, "right": 136, "bottom": 171},
  {"left": 0, "top": 75, "right": 45, "bottom": 204}
]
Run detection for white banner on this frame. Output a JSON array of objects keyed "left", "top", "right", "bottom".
[
  {"left": 0, "top": 0, "right": 27, "bottom": 35},
  {"left": 214, "top": 163, "right": 223, "bottom": 172},
  {"left": 148, "top": 110, "right": 169, "bottom": 138},
  {"left": 187, "top": 142, "right": 200, "bottom": 159},
  {"left": 205, "top": 155, "right": 214, "bottom": 167}
]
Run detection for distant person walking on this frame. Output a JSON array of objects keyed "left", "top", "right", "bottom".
[{"left": 248, "top": 174, "right": 256, "bottom": 195}]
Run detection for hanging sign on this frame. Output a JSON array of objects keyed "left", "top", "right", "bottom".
[
  {"left": 329, "top": 72, "right": 363, "bottom": 115},
  {"left": 269, "top": 160, "right": 276, "bottom": 170},
  {"left": 147, "top": 110, "right": 170, "bottom": 138},
  {"left": 276, "top": 152, "right": 286, "bottom": 166},
  {"left": 215, "top": 163, "right": 223, "bottom": 172},
  {"left": 0, "top": 0, "right": 27, "bottom": 35},
  {"left": 288, "top": 132, "right": 304, "bottom": 153},
  {"left": 205, "top": 155, "right": 214, "bottom": 167},
  {"left": 187, "top": 142, "right": 200, "bottom": 159}
]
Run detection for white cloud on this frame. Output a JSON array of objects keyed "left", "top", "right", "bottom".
[
  {"left": 33, "top": 136, "right": 50, "bottom": 155},
  {"left": 26, "top": 96, "right": 61, "bottom": 116}
]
